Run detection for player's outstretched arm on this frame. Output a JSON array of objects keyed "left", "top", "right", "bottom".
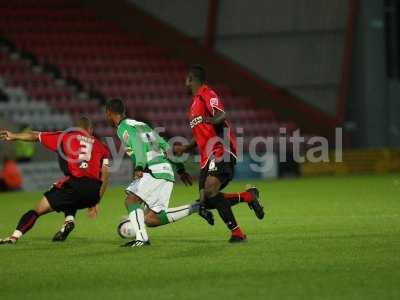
[
  {"left": 168, "top": 159, "right": 193, "bottom": 186},
  {"left": 173, "top": 139, "right": 197, "bottom": 156},
  {"left": 204, "top": 110, "right": 226, "bottom": 125},
  {"left": 178, "top": 170, "right": 193, "bottom": 186},
  {"left": 87, "top": 163, "right": 110, "bottom": 219},
  {"left": 0, "top": 130, "right": 40, "bottom": 142},
  {"left": 99, "top": 163, "right": 110, "bottom": 199}
]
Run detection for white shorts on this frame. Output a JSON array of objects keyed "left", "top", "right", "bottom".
[{"left": 125, "top": 173, "right": 173, "bottom": 213}]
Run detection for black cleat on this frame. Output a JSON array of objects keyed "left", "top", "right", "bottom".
[
  {"left": 247, "top": 187, "right": 265, "bottom": 220},
  {"left": 121, "top": 240, "right": 151, "bottom": 248},
  {"left": 198, "top": 204, "right": 214, "bottom": 226},
  {"left": 0, "top": 237, "right": 17, "bottom": 245},
  {"left": 229, "top": 235, "right": 247, "bottom": 243},
  {"left": 52, "top": 221, "right": 75, "bottom": 242}
]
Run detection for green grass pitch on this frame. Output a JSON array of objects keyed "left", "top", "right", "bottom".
[{"left": 0, "top": 174, "right": 399, "bottom": 300}]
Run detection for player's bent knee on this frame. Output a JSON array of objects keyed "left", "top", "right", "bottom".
[
  {"left": 125, "top": 193, "right": 142, "bottom": 205},
  {"left": 203, "top": 187, "right": 218, "bottom": 199},
  {"left": 204, "top": 177, "right": 221, "bottom": 198},
  {"left": 144, "top": 212, "right": 161, "bottom": 227},
  {"left": 34, "top": 197, "right": 53, "bottom": 216},
  {"left": 145, "top": 219, "right": 160, "bottom": 227}
]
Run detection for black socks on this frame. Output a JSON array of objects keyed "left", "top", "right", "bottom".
[
  {"left": 207, "top": 193, "right": 238, "bottom": 230},
  {"left": 16, "top": 210, "right": 39, "bottom": 234}
]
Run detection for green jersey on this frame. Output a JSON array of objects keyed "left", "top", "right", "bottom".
[{"left": 117, "top": 118, "right": 178, "bottom": 182}]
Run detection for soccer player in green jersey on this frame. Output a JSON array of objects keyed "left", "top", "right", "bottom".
[{"left": 105, "top": 98, "right": 212, "bottom": 247}]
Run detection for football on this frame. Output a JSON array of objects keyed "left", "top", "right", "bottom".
[{"left": 117, "top": 219, "right": 136, "bottom": 239}]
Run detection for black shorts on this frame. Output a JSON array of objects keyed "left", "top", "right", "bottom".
[
  {"left": 44, "top": 177, "right": 102, "bottom": 213},
  {"left": 199, "top": 155, "right": 236, "bottom": 191}
]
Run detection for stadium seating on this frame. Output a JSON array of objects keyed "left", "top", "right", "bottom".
[
  {"left": 0, "top": 0, "right": 298, "bottom": 143},
  {"left": 0, "top": 47, "right": 72, "bottom": 130}
]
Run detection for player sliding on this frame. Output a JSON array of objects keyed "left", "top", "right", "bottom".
[
  {"left": 0, "top": 117, "right": 110, "bottom": 245},
  {"left": 173, "top": 65, "right": 265, "bottom": 243},
  {"left": 105, "top": 99, "right": 212, "bottom": 248}
]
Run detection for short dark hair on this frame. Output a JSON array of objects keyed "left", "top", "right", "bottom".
[
  {"left": 75, "top": 116, "right": 92, "bottom": 131},
  {"left": 106, "top": 98, "right": 125, "bottom": 115},
  {"left": 188, "top": 64, "right": 206, "bottom": 84}
]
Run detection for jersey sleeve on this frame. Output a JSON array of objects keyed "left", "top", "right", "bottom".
[
  {"left": 38, "top": 132, "right": 62, "bottom": 152},
  {"left": 203, "top": 91, "right": 225, "bottom": 116}
]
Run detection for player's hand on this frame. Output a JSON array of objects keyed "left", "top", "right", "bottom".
[
  {"left": 134, "top": 170, "right": 143, "bottom": 179},
  {"left": 87, "top": 204, "right": 99, "bottom": 219},
  {"left": 203, "top": 116, "right": 211, "bottom": 123},
  {"left": 179, "top": 171, "right": 193, "bottom": 186},
  {"left": 173, "top": 144, "right": 186, "bottom": 157},
  {"left": 0, "top": 130, "right": 15, "bottom": 141}
]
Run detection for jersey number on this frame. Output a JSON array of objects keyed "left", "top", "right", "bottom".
[
  {"left": 140, "top": 131, "right": 163, "bottom": 158},
  {"left": 140, "top": 132, "right": 156, "bottom": 144},
  {"left": 79, "top": 140, "right": 93, "bottom": 169},
  {"left": 140, "top": 131, "right": 161, "bottom": 151}
]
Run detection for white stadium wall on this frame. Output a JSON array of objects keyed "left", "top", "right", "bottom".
[
  {"left": 215, "top": 0, "right": 348, "bottom": 116},
  {"left": 129, "top": 0, "right": 208, "bottom": 38}
]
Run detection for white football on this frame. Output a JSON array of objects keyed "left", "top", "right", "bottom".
[{"left": 117, "top": 219, "right": 136, "bottom": 239}]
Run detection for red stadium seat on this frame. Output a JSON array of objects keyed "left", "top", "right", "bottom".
[{"left": 0, "top": 0, "right": 297, "bottom": 138}]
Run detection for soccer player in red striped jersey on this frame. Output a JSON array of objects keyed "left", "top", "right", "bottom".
[
  {"left": 0, "top": 117, "right": 110, "bottom": 244},
  {"left": 174, "top": 65, "right": 265, "bottom": 243}
]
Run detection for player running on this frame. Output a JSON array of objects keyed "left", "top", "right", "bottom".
[
  {"left": 0, "top": 117, "right": 110, "bottom": 244},
  {"left": 105, "top": 99, "right": 211, "bottom": 248},
  {"left": 173, "top": 65, "right": 265, "bottom": 243}
]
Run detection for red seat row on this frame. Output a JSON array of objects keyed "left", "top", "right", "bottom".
[{"left": 0, "top": 0, "right": 298, "bottom": 139}]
